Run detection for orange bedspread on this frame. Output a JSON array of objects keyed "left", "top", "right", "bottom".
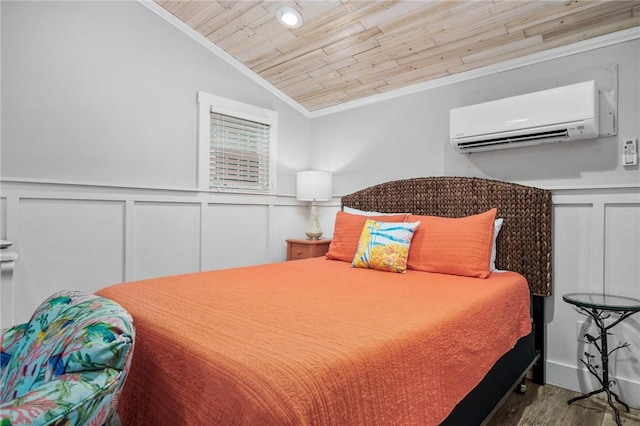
[{"left": 97, "top": 257, "right": 531, "bottom": 425}]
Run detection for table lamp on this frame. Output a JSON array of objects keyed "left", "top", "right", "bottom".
[{"left": 296, "top": 170, "right": 332, "bottom": 240}]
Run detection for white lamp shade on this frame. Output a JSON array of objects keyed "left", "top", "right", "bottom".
[{"left": 296, "top": 171, "right": 332, "bottom": 201}]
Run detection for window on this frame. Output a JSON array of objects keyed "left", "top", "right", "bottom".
[{"left": 197, "top": 92, "right": 277, "bottom": 194}]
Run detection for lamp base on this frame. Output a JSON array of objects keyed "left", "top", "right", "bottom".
[{"left": 305, "top": 202, "right": 323, "bottom": 240}]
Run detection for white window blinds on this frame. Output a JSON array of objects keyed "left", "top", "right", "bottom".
[
  {"left": 197, "top": 92, "right": 277, "bottom": 194},
  {"left": 209, "top": 111, "right": 271, "bottom": 192}
]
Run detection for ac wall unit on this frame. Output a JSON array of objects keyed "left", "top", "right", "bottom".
[{"left": 450, "top": 80, "right": 598, "bottom": 153}]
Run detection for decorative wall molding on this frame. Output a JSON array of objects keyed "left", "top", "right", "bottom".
[
  {"left": 0, "top": 179, "right": 340, "bottom": 328},
  {"left": 549, "top": 188, "right": 640, "bottom": 408}
]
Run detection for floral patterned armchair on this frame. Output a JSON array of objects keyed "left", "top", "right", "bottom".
[{"left": 0, "top": 290, "right": 135, "bottom": 426}]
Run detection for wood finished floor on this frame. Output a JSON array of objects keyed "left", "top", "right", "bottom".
[{"left": 487, "top": 380, "right": 640, "bottom": 426}]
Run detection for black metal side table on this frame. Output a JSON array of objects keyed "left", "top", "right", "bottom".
[{"left": 562, "top": 292, "right": 640, "bottom": 426}]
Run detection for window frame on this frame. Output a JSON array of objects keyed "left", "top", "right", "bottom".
[{"left": 197, "top": 91, "right": 278, "bottom": 194}]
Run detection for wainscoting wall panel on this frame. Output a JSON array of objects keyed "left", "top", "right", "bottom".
[
  {"left": 271, "top": 204, "right": 304, "bottom": 262},
  {"left": 552, "top": 204, "right": 593, "bottom": 297},
  {"left": 133, "top": 201, "right": 201, "bottom": 281},
  {"left": 548, "top": 188, "right": 640, "bottom": 408},
  {"left": 605, "top": 203, "right": 640, "bottom": 298},
  {"left": 1, "top": 197, "right": 6, "bottom": 239},
  {"left": 202, "top": 203, "right": 270, "bottom": 271},
  {"left": 17, "top": 198, "right": 125, "bottom": 323}
]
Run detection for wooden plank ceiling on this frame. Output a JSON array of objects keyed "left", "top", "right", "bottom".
[{"left": 157, "top": 0, "right": 640, "bottom": 112}]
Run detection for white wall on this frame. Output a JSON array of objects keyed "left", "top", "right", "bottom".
[
  {"left": 0, "top": 1, "right": 335, "bottom": 326},
  {"left": 310, "top": 39, "right": 640, "bottom": 406},
  {"left": 311, "top": 40, "right": 639, "bottom": 194},
  {"left": 1, "top": 0, "right": 639, "bottom": 409},
  {"left": 0, "top": 0, "right": 310, "bottom": 193}
]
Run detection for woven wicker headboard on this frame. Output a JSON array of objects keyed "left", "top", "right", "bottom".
[{"left": 341, "top": 177, "right": 552, "bottom": 297}]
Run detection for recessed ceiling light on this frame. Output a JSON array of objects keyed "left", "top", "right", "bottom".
[{"left": 276, "top": 6, "right": 303, "bottom": 29}]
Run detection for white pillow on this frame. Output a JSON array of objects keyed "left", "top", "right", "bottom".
[
  {"left": 490, "top": 218, "right": 504, "bottom": 272},
  {"left": 343, "top": 207, "right": 407, "bottom": 216}
]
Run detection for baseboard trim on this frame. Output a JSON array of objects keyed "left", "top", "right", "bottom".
[{"left": 546, "top": 360, "right": 640, "bottom": 409}]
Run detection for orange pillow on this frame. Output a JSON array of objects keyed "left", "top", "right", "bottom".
[
  {"left": 406, "top": 208, "right": 497, "bottom": 278},
  {"left": 326, "top": 211, "right": 408, "bottom": 262}
]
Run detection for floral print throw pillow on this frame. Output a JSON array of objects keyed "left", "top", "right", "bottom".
[{"left": 352, "top": 220, "right": 420, "bottom": 273}]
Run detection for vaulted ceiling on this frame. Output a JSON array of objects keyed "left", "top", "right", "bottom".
[{"left": 156, "top": 0, "right": 640, "bottom": 112}]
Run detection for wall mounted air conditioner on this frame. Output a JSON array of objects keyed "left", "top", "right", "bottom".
[{"left": 450, "top": 80, "right": 598, "bottom": 153}]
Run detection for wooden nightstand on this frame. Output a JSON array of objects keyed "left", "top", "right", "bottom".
[{"left": 286, "top": 238, "right": 332, "bottom": 261}]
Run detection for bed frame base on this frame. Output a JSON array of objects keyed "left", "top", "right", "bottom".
[
  {"left": 442, "top": 295, "right": 546, "bottom": 425},
  {"left": 531, "top": 295, "right": 546, "bottom": 385},
  {"left": 441, "top": 332, "right": 539, "bottom": 425},
  {"left": 481, "top": 351, "right": 540, "bottom": 426}
]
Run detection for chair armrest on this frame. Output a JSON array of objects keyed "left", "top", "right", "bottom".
[{"left": 0, "top": 368, "right": 122, "bottom": 426}]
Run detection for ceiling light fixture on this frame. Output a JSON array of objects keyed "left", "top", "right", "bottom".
[{"left": 276, "top": 6, "right": 303, "bottom": 29}]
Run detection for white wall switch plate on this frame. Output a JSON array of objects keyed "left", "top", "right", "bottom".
[{"left": 623, "top": 138, "right": 637, "bottom": 166}]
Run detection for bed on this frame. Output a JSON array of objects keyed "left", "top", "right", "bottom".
[{"left": 96, "top": 176, "right": 552, "bottom": 425}]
